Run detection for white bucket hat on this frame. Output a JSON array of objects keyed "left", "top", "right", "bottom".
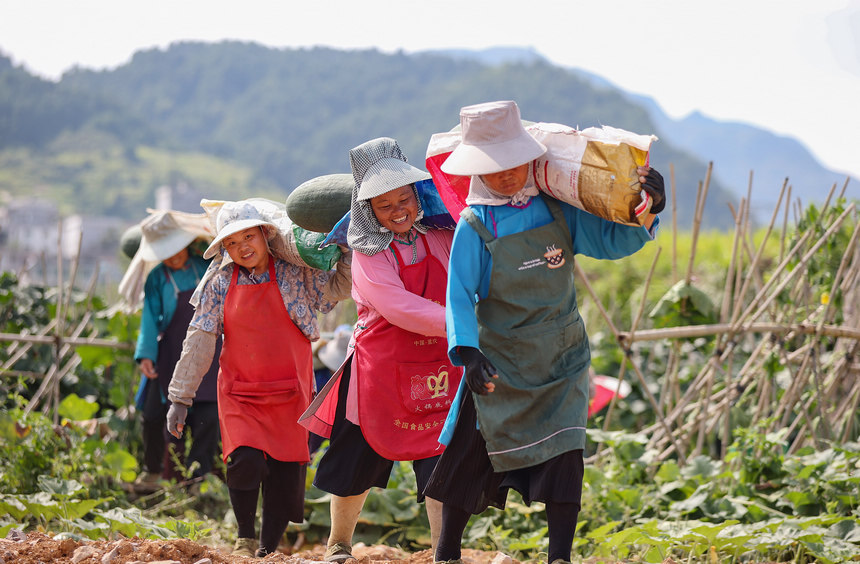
[
  {"left": 351, "top": 137, "right": 431, "bottom": 201},
  {"left": 137, "top": 211, "right": 198, "bottom": 263},
  {"left": 441, "top": 100, "right": 547, "bottom": 176},
  {"left": 203, "top": 200, "right": 279, "bottom": 259}
]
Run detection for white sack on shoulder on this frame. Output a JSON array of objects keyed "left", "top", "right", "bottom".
[{"left": 528, "top": 123, "right": 658, "bottom": 227}]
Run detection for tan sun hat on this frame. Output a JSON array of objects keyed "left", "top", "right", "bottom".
[
  {"left": 137, "top": 211, "right": 198, "bottom": 263},
  {"left": 203, "top": 200, "right": 279, "bottom": 259},
  {"left": 441, "top": 100, "right": 547, "bottom": 176}
]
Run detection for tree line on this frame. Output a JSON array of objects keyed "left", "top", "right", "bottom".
[{"left": 0, "top": 43, "right": 736, "bottom": 227}]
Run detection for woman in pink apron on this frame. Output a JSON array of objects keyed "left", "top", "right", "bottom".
[
  {"left": 165, "top": 201, "right": 352, "bottom": 558},
  {"left": 300, "top": 138, "right": 462, "bottom": 562}
]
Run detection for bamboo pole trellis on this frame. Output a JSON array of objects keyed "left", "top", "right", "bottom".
[
  {"left": 1, "top": 221, "right": 135, "bottom": 422},
  {"left": 2, "top": 171, "right": 858, "bottom": 467},
  {"left": 587, "top": 169, "right": 859, "bottom": 466}
]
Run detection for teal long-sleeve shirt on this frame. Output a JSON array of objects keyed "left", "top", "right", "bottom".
[
  {"left": 133, "top": 254, "right": 209, "bottom": 363},
  {"left": 445, "top": 196, "right": 658, "bottom": 365},
  {"left": 437, "top": 197, "right": 658, "bottom": 447}
]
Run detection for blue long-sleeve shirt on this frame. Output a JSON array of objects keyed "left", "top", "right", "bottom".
[
  {"left": 134, "top": 254, "right": 209, "bottom": 363},
  {"left": 445, "top": 197, "right": 658, "bottom": 365}
]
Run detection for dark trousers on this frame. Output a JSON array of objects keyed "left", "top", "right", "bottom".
[
  {"left": 226, "top": 446, "right": 307, "bottom": 553},
  {"left": 141, "top": 380, "right": 220, "bottom": 480}
]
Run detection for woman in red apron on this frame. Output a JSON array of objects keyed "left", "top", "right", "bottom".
[
  {"left": 165, "top": 200, "right": 352, "bottom": 558},
  {"left": 300, "top": 138, "right": 462, "bottom": 562}
]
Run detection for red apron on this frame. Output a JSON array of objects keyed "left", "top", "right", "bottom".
[
  {"left": 354, "top": 236, "right": 462, "bottom": 461},
  {"left": 217, "top": 258, "right": 313, "bottom": 463}
]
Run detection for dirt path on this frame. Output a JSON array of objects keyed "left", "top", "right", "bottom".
[{"left": 0, "top": 531, "right": 514, "bottom": 564}]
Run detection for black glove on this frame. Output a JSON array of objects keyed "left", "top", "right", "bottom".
[
  {"left": 641, "top": 168, "right": 666, "bottom": 214},
  {"left": 459, "top": 346, "right": 497, "bottom": 395}
]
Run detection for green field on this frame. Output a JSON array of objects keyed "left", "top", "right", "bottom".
[{"left": 1, "top": 196, "right": 858, "bottom": 563}]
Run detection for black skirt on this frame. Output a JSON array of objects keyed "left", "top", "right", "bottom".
[
  {"left": 423, "top": 388, "right": 584, "bottom": 515},
  {"left": 313, "top": 357, "right": 439, "bottom": 502}
]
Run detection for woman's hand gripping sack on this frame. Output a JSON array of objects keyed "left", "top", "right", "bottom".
[
  {"left": 639, "top": 166, "right": 666, "bottom": 214},
  {"left": 459, "top": 346, "right": 498, "bottom": 395}
]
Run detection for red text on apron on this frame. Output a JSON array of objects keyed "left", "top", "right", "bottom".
[
  {"left": 355, "top": 236, "right": 462, "bottom": 461},
  {"left": 217, "top": 258, "right": 313, "bottom": 462}
]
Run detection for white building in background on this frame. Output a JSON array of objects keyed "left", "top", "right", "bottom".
[
  {"left": 0, "top": 198, "right": 60, "bottom": 255},
  {"left": 62, "top": 215, "right": 83, "bottom": 258},
  {"left": 62, "top": 215, "right": 126, "bottom": 260},
  {"left": 155, "top": 185, "right": 172, "bottom": 210},
  {"left": 0, "top": 197, "right": 124, "bottom": 285},
  {"left": 1, "top": 183, "right": 207, "bottom": 286},
  {"left": 155, "top": 182, "right": 203, "bottom": 214}
]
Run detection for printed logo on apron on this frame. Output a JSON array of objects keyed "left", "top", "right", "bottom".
[
  {"left": 516, "top": 240, "right": 567, "bottom": 271},
  {"left": 399, "top": 360, "right": 453, "bottom": 414},
  {"left": 544, "top": 244, "right": 566, "bottom": 268}
]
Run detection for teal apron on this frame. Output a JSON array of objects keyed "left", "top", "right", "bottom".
[{"left": 462, "top": 195, "right": 590, "bottom": 472}]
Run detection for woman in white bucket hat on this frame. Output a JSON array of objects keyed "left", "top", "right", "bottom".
[
  {"left": 424, "top": 101, "right": 664, "bottom": 564},
  {"left": 300, "top": 137, "right": 462, "bottom": 562},
  {"left": 165, "top": 199, "right": 352, "bottom": 558},
  {"left": 131, "top": 209, "right": 220, "bottom": 493}
]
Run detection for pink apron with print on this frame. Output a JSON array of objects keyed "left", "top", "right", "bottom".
[{"left": 355, "top": 237, "right": 462, "bottom": 461}]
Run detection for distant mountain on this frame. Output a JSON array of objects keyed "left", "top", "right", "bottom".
[
  {"left": 640, "top": 103, "right": 854, "bottom": 219},
  {"left": 432, "top": 46, "right": 545, "bottom": 66},
  {"left": 449, "top": 47, "right": 856, "bottom": 220},
  {"left": 1, "top": 42, "right": 747, "bottom": 229},
  {"left": 0, "top": 55, "right": 158, "bottom": 150}
]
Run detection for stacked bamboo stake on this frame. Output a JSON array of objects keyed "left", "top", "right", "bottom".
[{"left": 588, "top": 170, "right": 858, "bottom": 466}]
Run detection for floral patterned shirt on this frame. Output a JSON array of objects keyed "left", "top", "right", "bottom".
[{"left": 190, "top": 258, "right": 336, "bottom": 341}]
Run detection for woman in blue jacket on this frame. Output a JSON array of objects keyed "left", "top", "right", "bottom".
[
  {"left": 425, "top": 101, "right": 664, "bottom": 564},
  {"left": 132, "top": 210, "right": 220, "bottom": 491}
]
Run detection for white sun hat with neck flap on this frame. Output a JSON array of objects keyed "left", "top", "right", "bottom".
[
  {"left": 441, "top": 100, "right": 547, "bottom": 176},
  {"left": 351, "top": 137, "right": 431, "bottom": 201}
]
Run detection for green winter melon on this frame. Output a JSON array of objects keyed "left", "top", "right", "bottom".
[
  {"left": 120, "top": 224, "right": 142, "bottom": 259},
  {"left": 286, "top": 173, "right": 353, "bottom": 233}
]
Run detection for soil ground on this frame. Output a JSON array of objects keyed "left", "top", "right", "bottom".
[
  {"left": 0, "top": 531, "right": 517, "bottom": 564},
  {"left": 0, "top": 529, "right": 784, "bottom": 564}
]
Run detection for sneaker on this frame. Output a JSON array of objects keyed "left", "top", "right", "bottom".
[
  {"left": 132, "top": 471, "right": 163, "bottom": 494},
  {"left": 255, "top": 546, "right": 274, "bottom": 558},
  {"left": 324, "top": 542, "right": 353, "bottom": 563},
  {"left": 232, "top": 537, "right": 258, "bottom": 557}
]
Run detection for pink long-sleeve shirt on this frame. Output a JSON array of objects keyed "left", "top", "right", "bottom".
[{"left": 346, "top": 228, "right": 454, "bottom": 424}]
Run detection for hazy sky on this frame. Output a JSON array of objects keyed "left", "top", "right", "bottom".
[{"left": 1, "top": 0, "right": 859, "bottom": 182}]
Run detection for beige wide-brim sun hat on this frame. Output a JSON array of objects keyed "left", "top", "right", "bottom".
[
  {"left": 203, "top": 201, "right": 279, "bottom": 259},
  {"left": 137, "top": 211, "right": 199, "bottom": 263},
  {"left": 441, "top": 100, "right": 547, "bottom": 176}
]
